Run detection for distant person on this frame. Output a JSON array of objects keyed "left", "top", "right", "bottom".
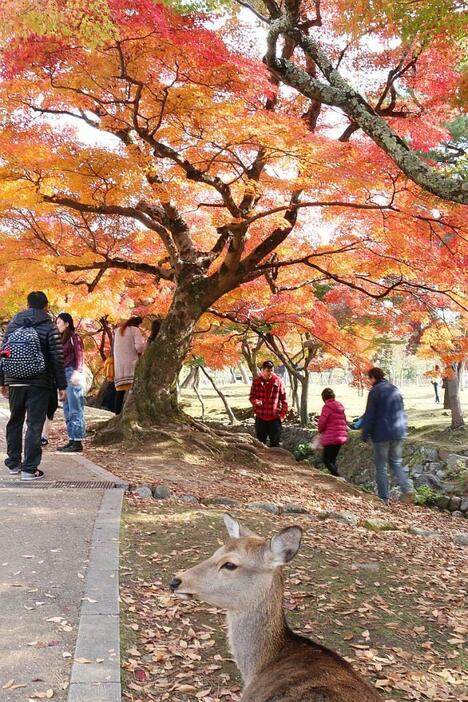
[
  {"left": 101, "top": 354, "right": 117, "bottom": 413},
  {"left": 431, "top": 365, "right": 441, "bottom": 403},
  {"left": 361, "top": 367, "right": 413, "bottom": 505},
  {"left": 56, "top": 313, "right": 86, "bottom": 453},
  {"left": 148, "top": 319, "right": 162, "bottom": 344},
  {"left": 0, "top": 291, "right": 66, "bottom": 481},
  {"left": 249, "top": 360, "right": 288, "bottom": 447},
  {"left": 317, "top": 388, "right": 348, "bottom": 477},
  {"left": 113, "top": 316, "right": 145, "bottom": 415}
]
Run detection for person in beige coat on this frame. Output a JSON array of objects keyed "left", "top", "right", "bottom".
[{"left": 113, "top": 316, "right": 145, "bottom": 414}]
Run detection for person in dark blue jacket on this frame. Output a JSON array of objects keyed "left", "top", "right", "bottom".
[{"left": 361, "top": 367, "right": 413, "bottom": 505}]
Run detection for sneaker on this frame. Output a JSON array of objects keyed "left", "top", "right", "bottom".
[
  {"left": 21, "top": 469, "right": 45, "bottom": 481},
  {"left": 57, "top": 440, "right": 74, "bottom": 452},
  {"left": 8, "top": 467, "right": 21, "bottom": 475},
  {"left": 58, "top": 440, "right": 83, "bottom": 453},
  {"left": 41, "top": 438, "right": 49, "bottom": 447}
]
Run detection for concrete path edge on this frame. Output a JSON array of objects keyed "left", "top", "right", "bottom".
[
  {"left": 69, "top": 453, "right": 128, "bottom": 488},
  {"left": 67, "top": 488, "right": 124, "bottom": 702}
]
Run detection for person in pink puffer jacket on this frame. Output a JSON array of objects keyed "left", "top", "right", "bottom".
[{"left": 317, "top": 388, "right": 348, "bottom": 476}]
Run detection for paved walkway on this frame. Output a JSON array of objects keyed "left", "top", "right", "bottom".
[{"left": 0, "top": 407, "right": 125, "bottom": 702}]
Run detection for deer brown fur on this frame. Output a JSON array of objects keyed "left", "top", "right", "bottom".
[{"left": 170, "top": 514, "right": 383, "bottom": 702}]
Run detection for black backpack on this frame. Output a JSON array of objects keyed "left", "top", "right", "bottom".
[{"left": 1, "top": 324, "right": 46, "bottom": 379}]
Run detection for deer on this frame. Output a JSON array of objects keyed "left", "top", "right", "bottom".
[{"left": 170, "top": 514, "right": 383, "bottom": 702}]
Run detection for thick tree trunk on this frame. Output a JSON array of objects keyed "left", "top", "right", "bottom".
[
  {"left": 180, "top": 366, "right": 197, "bottom": 389},
  {"left": 299, "top": 378, "right": 309, "bottom": 425},
  {"left": 290, "top": 373, "right": 300, "bottom": 413},
  {"left": 239, "top": 364, "right": 250, "bottom": 384},
  {"left": 241, "top": 345, "right": 260, "bottom": 379},
  {"left": 443, "top": 386, "right": 450, "bottom": 409},
  {"left": 448, "top": 363, "right": 465, "bottom": 429},
  {"left": 447, "top": 377, "right": 464, "bottom": 429},
  {"left": 131, "top": 287, "right": 204, "bottom": 423}
]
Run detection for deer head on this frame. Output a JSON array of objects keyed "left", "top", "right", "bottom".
[{"left": 170, "top": 514, "right": 302, "bottom": 611}]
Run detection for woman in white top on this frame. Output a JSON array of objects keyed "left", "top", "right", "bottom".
[{"left": 113, "top": 316, "right": 145, "bottom": 414}]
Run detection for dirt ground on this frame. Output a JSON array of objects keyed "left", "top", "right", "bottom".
[
  {"left": 119, "top": 501, "right": 467, "bottom": 702},
  {"left": 84, "top": 420, "right": 468, "bottom": 702}
]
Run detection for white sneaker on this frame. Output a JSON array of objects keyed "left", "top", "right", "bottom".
[{"left": 21, "top": 470, "right": 45, "bottom": 481}]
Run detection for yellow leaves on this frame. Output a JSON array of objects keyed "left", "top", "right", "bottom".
[
  {"left": 166, "top": 85, "right": 211, "bottom": 116},
  {"left": 150, "top": 181, "right": 171, "bottom": 204},
  {"left": 243, "top": 181, "right": 257, "bottom": 197},
  {"left": 0, "top": 0, "right": 117, "bottom": 48}
]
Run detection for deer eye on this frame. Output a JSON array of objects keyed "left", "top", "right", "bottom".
[{"left": 221, "top": 562, "right": 238, "bottom": 571}]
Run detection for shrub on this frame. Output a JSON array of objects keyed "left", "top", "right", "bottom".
[
  {"left": 294, "top": 442, "right": 314, "bottom": 461},
  {"left": 414, "top": 485, "right": 439, "bottom": 506}
]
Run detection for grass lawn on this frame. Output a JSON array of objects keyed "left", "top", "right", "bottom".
[{"left": 181, "top": 381, "right": 467, "bottom": 424}]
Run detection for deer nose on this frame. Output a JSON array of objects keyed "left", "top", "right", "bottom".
[{"left": 170, "top": 577, "right": 182, "bottom": 591}]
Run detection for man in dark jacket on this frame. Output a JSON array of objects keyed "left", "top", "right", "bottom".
[
  {"left": 361, "top": 367, "right": 413, "bottom": 505},
  {"left": 1, "top": 291, "right": 67, "bottom": 481}
]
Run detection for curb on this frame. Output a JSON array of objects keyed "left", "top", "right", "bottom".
[
  {"left": 69, "top": 453, "right": 128, "bottom": 488},
  {"left": 67, "top": 488, "right": 124, "bottom": 702}
]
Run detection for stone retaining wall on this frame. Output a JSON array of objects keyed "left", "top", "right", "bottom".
[{"left": 207, "top": 420, "right": 468, "bottom": 517}]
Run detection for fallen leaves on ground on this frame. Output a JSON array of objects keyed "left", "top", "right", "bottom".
[{"left": 88, "top": 426, "right": 468, "bottom": 701}]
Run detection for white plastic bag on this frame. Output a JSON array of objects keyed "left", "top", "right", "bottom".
[{"left": 310, "top": 434, "right": 322, "bottom": 450}]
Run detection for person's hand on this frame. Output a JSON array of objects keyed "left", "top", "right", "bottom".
[
  {"left": 71, "top": 371, "right": 81, "bottom": 387},
  {"left": 59, "top": 389, "right": 67, "bottom": 402},
  {"left": 1, "top": 386, "right": 9, "bottom": 398},
  {"left": 255, "top": 399, "right": 262, "bottom": 406}
]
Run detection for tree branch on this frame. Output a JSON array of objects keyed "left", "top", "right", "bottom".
[{"left": 264, "top": 15, "right": 468, "bottom": 205}]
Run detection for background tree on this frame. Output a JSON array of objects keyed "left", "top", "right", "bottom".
[{"left": 416, "top": 321, "right": 466, "bottom": 429}]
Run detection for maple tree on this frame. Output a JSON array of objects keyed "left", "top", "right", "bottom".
[
  {"left": 415, "top": 320, "right": 466, "bottom": 428},
  {"left": 0, "top": 1, "right": 466, "bottom": 428},
  {"left": 242, "top": 0, "right": 467, "bottom": 204}
]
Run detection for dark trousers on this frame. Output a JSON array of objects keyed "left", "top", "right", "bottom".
[
  {"left": 255, "top": 417, "right": 281, "bottom": 447},
  {"left": 322, "top": 444, "right": 341, "bottom": 477},
  {"left": 5, "top": 386, "right": 49, "bottom": 474},
  {"left": 102, "top": 381, "right": 117, "bottom": 413},
  {"left": 114, "top": 390, "right": 126, "bottom": 415},
  {"left": 431, "top": 382, "right": 440, "bottom": 403}
]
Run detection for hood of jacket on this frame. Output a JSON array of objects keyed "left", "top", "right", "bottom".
[{"left": 325, "top": 399, "right": 346, "bottom": 414}]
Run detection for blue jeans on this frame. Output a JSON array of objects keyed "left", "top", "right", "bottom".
[
  {"left": 373, "top": 439, "right": 412, "bottom": 502},
  {"left": 63, "top": 368, "right": 86, "bottom": 440}
]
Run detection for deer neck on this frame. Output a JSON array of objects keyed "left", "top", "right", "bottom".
[{"left": 226, "top": 575, "right": 287, "bottom": 686}]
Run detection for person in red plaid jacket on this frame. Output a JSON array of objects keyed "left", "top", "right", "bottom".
[{"left": 249, "top": 360, "right": 288, "bottom": 447}]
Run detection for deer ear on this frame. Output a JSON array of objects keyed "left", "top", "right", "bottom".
[
  {"left": 270, "top": 526, "right": 302, "bottom": 566},
  {"left": 223, "top": 513, "right": 256, "bottom": 539},
  {"left": 224, "top": 513, "right": 241, "bottom": 539}
]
